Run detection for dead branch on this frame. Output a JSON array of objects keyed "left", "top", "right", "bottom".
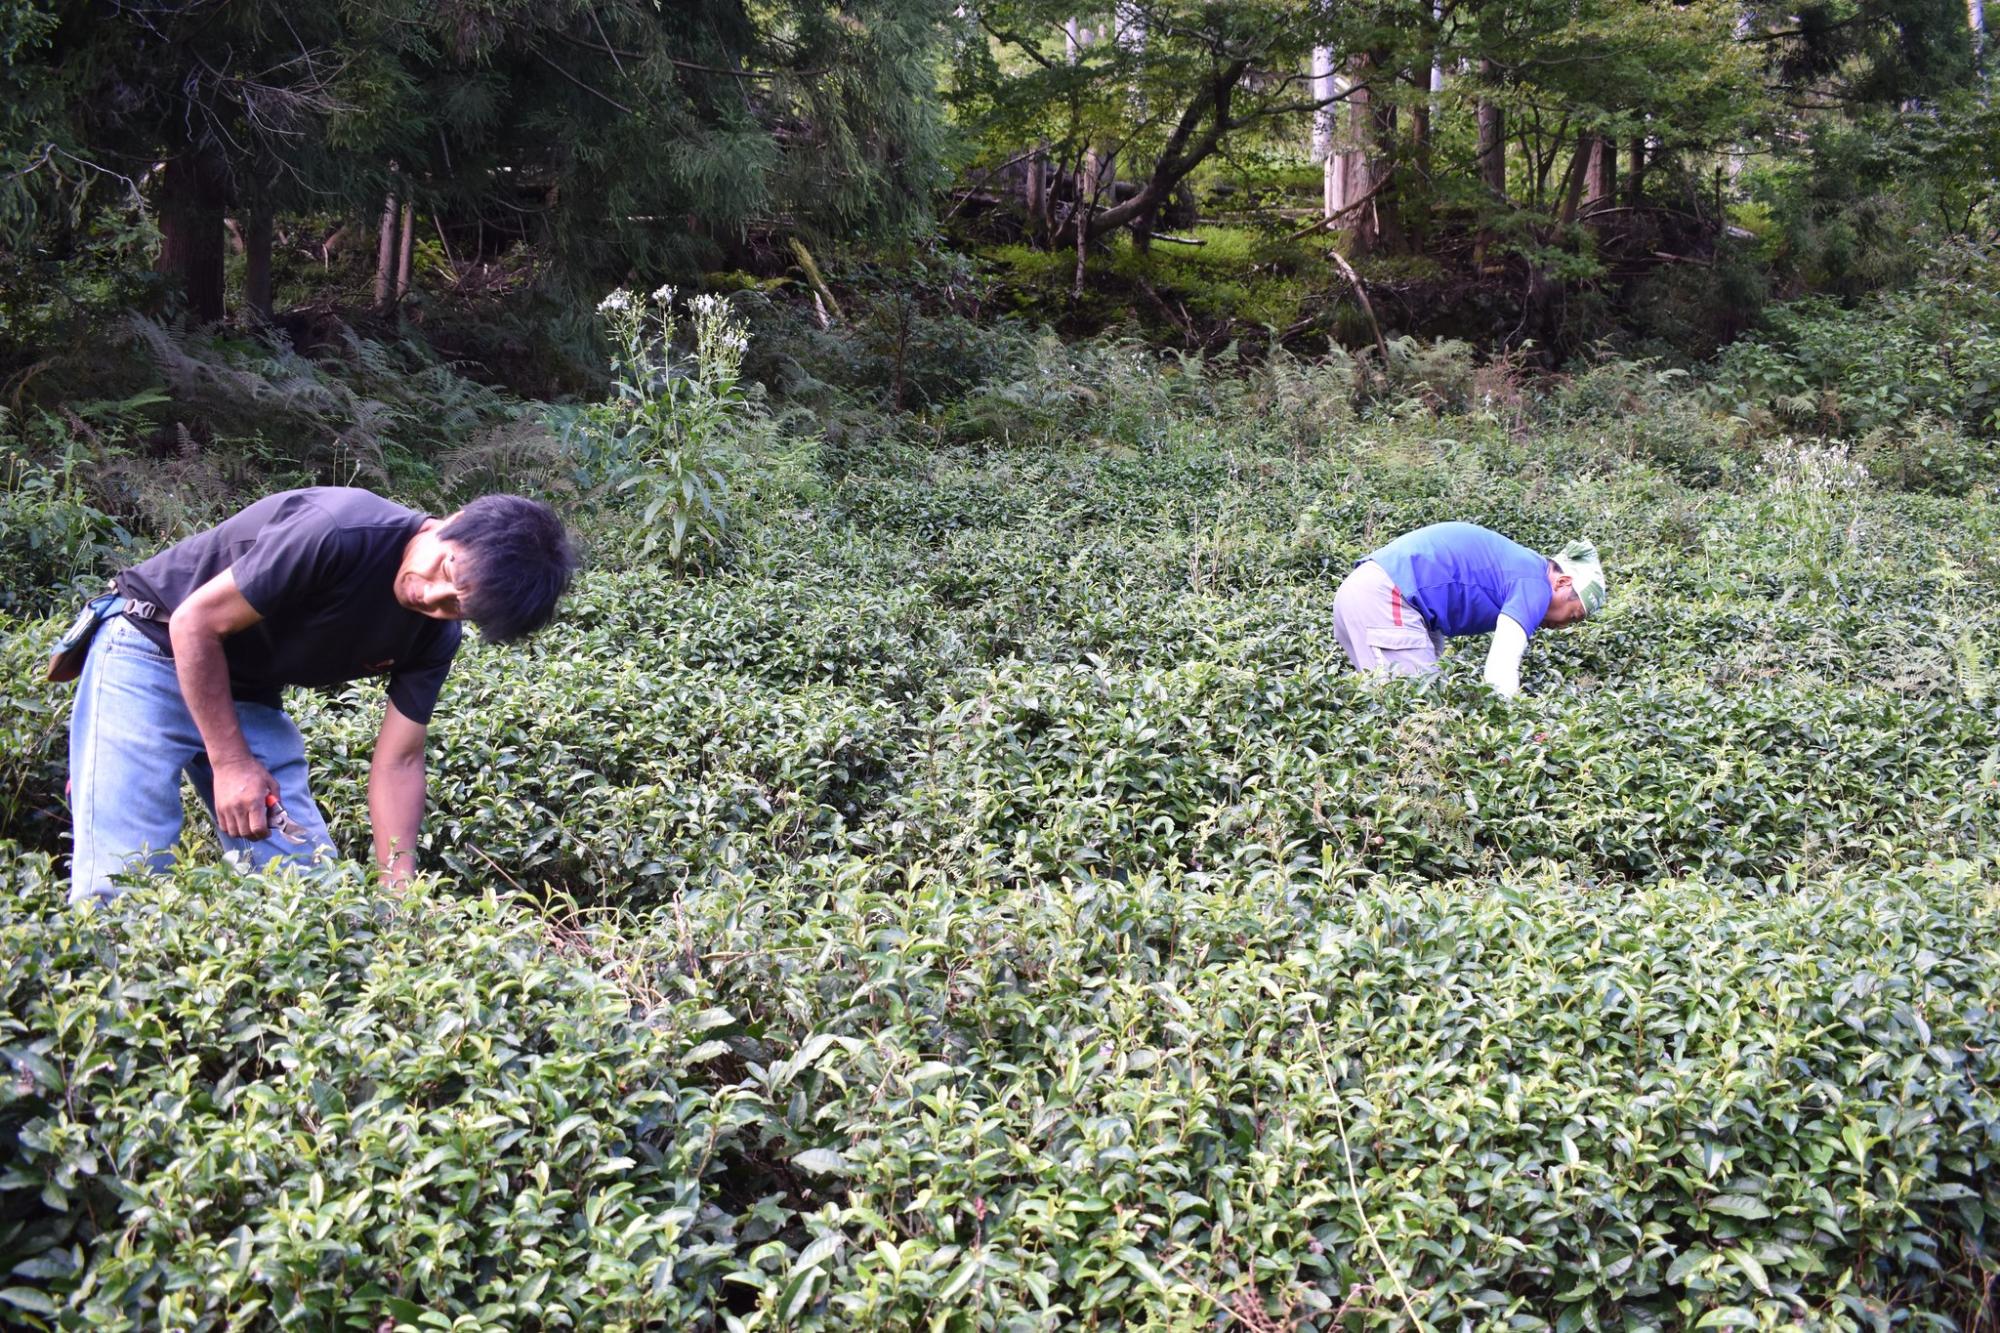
[
  {"left": 1286, "top": 175, "right": 1394, "bottom": 240},
  {"left": 788, "top": 237, "right": 844, "bottom": 324},
  {"left": 1326, "top": 249, "right": 1390, "bottom": 364}
]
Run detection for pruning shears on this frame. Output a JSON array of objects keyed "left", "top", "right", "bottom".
[{"left": 265, "top": 793, "right": 309, "bottom": 845}]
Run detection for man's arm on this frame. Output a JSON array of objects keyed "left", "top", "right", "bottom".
[
  {"left": 1483, "top": 614, "right": 1530, "bottom": 697},
  {"left": 168, "top": 569, "right": 274, "bottom": 838},
  {"left": 369, "top": 701, "right": 429, "bottom": 888}
]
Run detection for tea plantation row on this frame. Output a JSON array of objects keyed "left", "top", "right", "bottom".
[{"left": 4, "top": 411, "right": 1999, "bottom": 1329}]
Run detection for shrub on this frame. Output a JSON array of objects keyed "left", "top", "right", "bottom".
[
  {"left": 1246, "top": 343, "right": 1358, "bottom": 455},
  {"left": 1855, "top": 415, "right": 1993, "bottom": 496},
  {"left": 0, "top": 857, "right": 764, "bottom": 1329},
  {"left": 8, "top": 319, "right": 2000, "bottom": 1330},
  {"left": 1365, "top": 336, "right": 1480, "bottom": 416},
  {"left": 685, "top": 854, "right": 2000, "bottom": 1330},
  {"left": 0, "top": 616, "right": 68, "bottom": 853},
  {"left": 5, "top": 851, "right": 1996, "bottom": 1330},
  {"left": 1541, "top": 355, "right": 1751, "bottom": 486},
  {"left": 929, "top": 331, "right": 1108, "bottom": 448},
  {"left": 1707, "top": 242, "right": 2000, "bottom": 443},
  {"left": 0, "top": 434, "right": 131, "bottom": 617},
  {"left": 118, "top": 316, "right": 521, "bottom": 499}
]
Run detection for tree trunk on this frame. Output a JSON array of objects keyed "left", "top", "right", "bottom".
[
  {"left": 1311, "top": 46, "right": 1336, "bottom": 167},
  {"left": 1115, "top": 3, "right": 1145, "bottom": 143},
  {"left": 1417, "top": 0, "right": 1443, "bottom": 247},
  {"left": 1328, "top": 134, "right": 1352, "bottom": 222},
  {"left": 1116, "top": 3, "right": 1149, "bottom": 243},
  {"left": 1073, "top": 180, "right": 1089, "bottom": 298},
  {"left": 1312, "top": 48, "right": 1352, "bottom": 222},
  {"left": 1430, "top": 0, "right": 1445, "bottom": 100},
  {"left": 374, "top": 185, "right": 400, "bottom": 309},
  {"left": 1582, "top": 135, "right": 1616, "bottom": 215},
  {"left": 1351, "top": 54, "right": 1401, "bottom": 255},
  {"left": 157, "top": 151, "right": 229, "bottom": 325},
  {"left": 1971, "top": 0, "right": 1986, "bottom": 64},
  {"left": 1521, "top": 261, "right": 1564, "bottom": 359},
  {"left": 1476, "top": 100, "right": 1505, "bottom": 195},
  {"left": 1130, "top": 199, "right": 1160, "bottom": 251},
  {"left": 1474, "top": 80, "right": 1505, "bottom": 269},
  {"left": 1728, "top": 7, "right": 1754, "bottom": 184},
  {"left": 1407, "top": 68, "right": 1432, "bottom": 250},
  {"left": 1065, "top": 19, "right": 1111, "bottom": 208},
  {"left": 244, "top": 209, "right": 274, "bottom": 323},
  {"left": 396, "top": 201, "right": 415, "bottom": 299},
  {"left": 1625, "top": 136, "right": 1646, "bottom": 206},
  {"left": 1025, "top": 144, "right": 1047, "bottom": 243},
  {"left": 1345, "top": 69, "right": 1376, "bottom": 252},
  {"left": 1556, "top": 134, "right": 1594, "bottom": 225}
]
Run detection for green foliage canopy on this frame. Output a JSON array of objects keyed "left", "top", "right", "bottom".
[{"left": 0, "top": 0, "right": 955, "bottom": 310}]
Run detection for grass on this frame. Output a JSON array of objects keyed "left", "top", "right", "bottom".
[{"left": 984, "top": 225, "right": 1328, "bottom": 335}]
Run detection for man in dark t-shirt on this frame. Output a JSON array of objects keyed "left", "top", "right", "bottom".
[{"left": 67, "top": 487, "right": 576, "bottom": 903}]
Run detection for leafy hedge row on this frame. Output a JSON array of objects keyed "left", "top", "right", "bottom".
[
  {"left": 688, "top": 855, "right": 2000, "bottom": 1329},
  {"left": 0, "top": 855, "right": 758, "bottom": 1329},
  {"left": 1710, "top": 243, "right": 2000, "bottom": 452},
  {"left": 6, "top": 851, "right": 1998, "bottom": 1328}
]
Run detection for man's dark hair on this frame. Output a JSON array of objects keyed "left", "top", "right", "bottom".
[{"left": 439, "top": 495, "right": 578, "bottom": 643}]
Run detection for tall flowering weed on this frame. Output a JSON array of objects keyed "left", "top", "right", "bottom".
[{"left": 584, "top": 285, "right": 753, "bottom": 573}]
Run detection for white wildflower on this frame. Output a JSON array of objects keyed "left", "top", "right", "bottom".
[
  {"left": 597, "top": 289, "right": 635, "bottom": 315},
  {"left": 651, "top": 283, "right": 677, "bottom": 306},
  {"left": 1760, "top": 438, "right": 1866, "bottom": 497}
]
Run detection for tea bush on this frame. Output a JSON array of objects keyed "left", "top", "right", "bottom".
[
  {"left": 1708, "top": 242, "right": 2000, "bottom": 453},
  {"left": 5, "top": 330, "right": 2000, "bottom": 1329},
  {"left": 0, "top": 435, "right": 131, "bottom": 618},
  {"left": 0, "top": 856, "right": 761, "bottom": 1329}
]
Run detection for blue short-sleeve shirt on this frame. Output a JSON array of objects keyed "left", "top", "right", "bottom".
[{"left": 1367, "top": 522, "right": 1552, "bottom": 639}]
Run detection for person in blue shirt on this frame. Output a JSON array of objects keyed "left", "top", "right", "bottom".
[{"left": 1332, "top": 522, "right": 1605, "bottom": 696}]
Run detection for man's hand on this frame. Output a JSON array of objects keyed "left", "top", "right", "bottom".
[{"left": 214, "top": 757, "right": 279, "bottom": 839}]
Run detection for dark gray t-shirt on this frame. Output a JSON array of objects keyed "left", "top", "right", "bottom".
[{"left": 119, "top": 487, "right": 461, "bottom": 724}]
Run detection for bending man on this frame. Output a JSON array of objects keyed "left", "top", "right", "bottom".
[
  {"left": 1333, "top": 521, "right": 1604, "bottom": 696},
  {"left": 67, "top": 487, "right": 576, "bottom": 903}
]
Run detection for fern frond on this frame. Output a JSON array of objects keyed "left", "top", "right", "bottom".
[
  {"left": 438, "top": 419, "right": 577, "bottom": 498},
  {"left": 1954, "top": 628, "right": 1993, "bottom": 704}
]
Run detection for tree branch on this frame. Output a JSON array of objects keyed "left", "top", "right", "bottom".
[
  {"left": 551, "top": 28, "right": 819, "bottom": 79},
  {"left": 1286, "top": 175, "right": 1393, "bottom": 239},
  {"left": 1328, "top": 249, "right": 1389, "bottom": 363},
  {"left": 976, "top": 14, "right": 1058, "bottom": 70},
  {"left": 1079, "top": 57, "right": 1249, "bottom": 239},
  {"left": 533, "top": 48, "right": 636, "bottom": 116}
]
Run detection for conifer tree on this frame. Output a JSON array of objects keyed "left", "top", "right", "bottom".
[{"left": 5, "top": 0, "right": 953, "bottom": 321}]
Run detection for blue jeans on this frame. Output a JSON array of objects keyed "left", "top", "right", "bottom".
[{"left": 68, "top": 615, "right": 335, "bottom": 904}]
